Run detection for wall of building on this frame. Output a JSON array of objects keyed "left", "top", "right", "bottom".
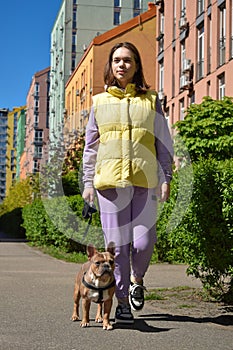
[
  {"left": 5, "top": 109, "right": 17, "bottom": 196},
  {"left": 49, "top": 0, "right": 150, "bottom": 153},
  {"left": 23, "top": 67, "right": 50, "bottom": 177},
  {"left": 65, "top": 5, "right": 157, "bottom": 137},
  {"left": 15, "top": 107, "right": 26, "bottom": 180},
  {"left": 155, "top": 0, "right": 233, "bottom": 125},
  {"left": 0, "top": 109, "right": 8, "bottom": 202}
]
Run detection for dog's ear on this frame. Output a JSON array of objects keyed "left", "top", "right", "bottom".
[
  {"left": 87, "top": 244, "right": 97, "bottom": 260},
  {"left": 107, "top": 241, "right": 115, "bottom": 257}
]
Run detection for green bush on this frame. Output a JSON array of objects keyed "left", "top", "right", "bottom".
[
  {"left": 22, "top": 194, "right": 104, "bottom": 252},
  {"left": 62, "top": 171, "right": 80, "bottom": 196},
  {"left": 156, "top": 158, "right": 233, "bottom": 300}
]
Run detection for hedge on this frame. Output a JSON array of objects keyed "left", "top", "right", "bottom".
[
  {"left": 21, "top": 194, "right": 104, "bottom": 252},
  {"left": 156, "top": 158, "right": 233, "bottom": 299}
]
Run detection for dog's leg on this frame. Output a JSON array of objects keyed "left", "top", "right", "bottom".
[
  {"left": 71, "top": 283, "right": 80, "bottom": 321},
  {"left": 102, "top": 299, "right": 113, "bottom": 330},
  {"left": 80, "top": 298, "right": 91, "bottom": 327},
  {"left": 95, "top": 303, "right": 103, "bottom": 323}
]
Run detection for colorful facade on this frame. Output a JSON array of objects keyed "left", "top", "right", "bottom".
[
  {"left": 64, "top": 4, "right": 157, "bottom": 140},
  {"left": 5, "top": 108, "right": 18, "bottom": 196},
  {"left": 155, "top": 0, "right": 233, "bottom": 124},
  {"left": 0, "top": 108, "right": 8, "bottom": 202},
  {"left": 16, "top": 107, "right": 26, "bottom": 179},
  {"left": 49, "top": 0, "right": 149, "bottom": 152},
  {"left": 22, "top": 67, "right": 50, "bottom": 178}
]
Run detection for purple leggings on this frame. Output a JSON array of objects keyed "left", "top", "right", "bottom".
[{"left": 97, "top": 186, "right": 157, "bottom": 299}]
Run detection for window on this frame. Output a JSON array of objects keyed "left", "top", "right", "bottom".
[
  {"left": 34, "top": 146, "right": 43, "bottom": 159},
  {"left": 198, "top": 0, "right": 205, "bottom": 16},
  {"left": 34, "top": 113, "right": 39, "bottom": 127},
  {"left": 114, "top": 0, "right": 121, "bottom": 25},
  {"left": 157, "top": 12, "right": 164, "bottom": 53},
  {"left": 231, "top": 0, "right": 233, "bottom": 58},
  {"left": 197, "top": 25, "right": 204, "bottom": 80},
  {"left": 179, "top": 98, "right": 185, "bottom": 120},
  {"left": 35, "top": 130, "right": 43, "bottom": 143},
  {"left": 33, "top": 160, "right": 39, "bottom": 173},
  {"left": 181, "top": 42, "right": 186, "bottom": 73},
  {"left": 181, "top": 0, "right": 186, "bottom": 17},
  {"left": 34, "top": 83, "right": 39, "bottom": 97},
  {"left": 207, "top": 80, "right": 211, "bottom": 96},
  {"left": 218, "top": 74, "right": 225, "bottom": 100},
  {"left": 219, "top": 4, "right": 226, "bottom": 65},
  {"left": 158, "top": 60, "right": 164, "bottom": 95},
  {"left": 173, "top": 0, "right": 176, "bottom": 40},
  {"left": 172, "top": 48, "right": 176, "bottom": 97},
  {"left": 207, "top": 13, "right": 212, "bottom": 74},
  {"left": 133, "top": 0, "right": 141, "bottom": 17}
]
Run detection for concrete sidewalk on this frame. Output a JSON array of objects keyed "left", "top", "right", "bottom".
[{"left": 0, "top": 242, "right": 232, "bottom": 350}]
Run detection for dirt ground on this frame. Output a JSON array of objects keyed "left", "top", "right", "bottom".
[{"left": 145, "top": 287, "right": 233, "bottom": 327}]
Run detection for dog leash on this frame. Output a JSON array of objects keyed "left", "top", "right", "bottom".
[{"left": 82, "top": 201, "right": 97, "bottom": 241}]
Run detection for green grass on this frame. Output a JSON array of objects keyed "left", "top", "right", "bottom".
[{"left": 29, "top": 243, "right": 88, "bottom": 263}]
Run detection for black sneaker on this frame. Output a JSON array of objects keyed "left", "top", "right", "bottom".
[
  {"left": 129, "top": 282, "right": 146, "bottom": 311},
  {"left": 115, "top": 304, "right": 134, "bottom": 324}
]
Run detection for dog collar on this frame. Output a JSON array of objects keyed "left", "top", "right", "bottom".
[{"left": 82, "top": 273, "right": 116, "bottom": 303}]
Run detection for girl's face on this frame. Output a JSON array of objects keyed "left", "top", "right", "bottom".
[{"left": 111, "top": 47, "right": 137, "bottom": 89}]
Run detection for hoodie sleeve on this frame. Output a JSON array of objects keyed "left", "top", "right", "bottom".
[
  {"left": 154, "top": 98, "right": 174, "bottom": 184},
  {"left": 82, "top": 106, "right": 100, "bottom": 188}
]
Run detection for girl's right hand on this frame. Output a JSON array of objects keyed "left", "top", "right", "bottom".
[{"left": 82, "top": 187, "right": 95, "bottom": 204}]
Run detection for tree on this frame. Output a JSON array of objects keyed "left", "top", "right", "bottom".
[{"left": 174, "top": 96, "right": 233, "bottom": 162}]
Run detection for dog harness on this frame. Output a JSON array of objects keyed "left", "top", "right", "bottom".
[{"left": 82, "top": 273, "right": 116, "bottom": 304}]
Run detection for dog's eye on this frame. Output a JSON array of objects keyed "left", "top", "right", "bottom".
[
  {"left": 109, "top": 260, "right": 114, "bottom": 265},
  {"left": 95, "top": 262, "right": 100, "bottom": 266}
]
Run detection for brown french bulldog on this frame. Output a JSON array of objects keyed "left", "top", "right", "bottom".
[{"left": 71, "top": 243, "right": 115, "bottom": 330}]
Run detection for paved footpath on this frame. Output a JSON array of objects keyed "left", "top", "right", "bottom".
[{"left": 0, "top": 242, "right": 232, "bottom": 350}]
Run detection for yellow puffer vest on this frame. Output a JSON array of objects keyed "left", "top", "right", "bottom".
[{"left": 93, "top": 84, "right": 158, "bottom": 189}]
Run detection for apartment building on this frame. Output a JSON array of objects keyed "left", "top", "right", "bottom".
[
  {"left": 49, "top": 0, "right": 149, "bottom": 149},
  {"left": 5, "top": 107, "right": 25, "bottom": 196},
  {"left": 155, "top": 0, "right": 233, "bottom": 124},
  {"left": 16, "top": 107, "right": 26, "bottom": 179},
  {"left": 0, "top": 108, "right": 8, "bottom": 202},
  {"left": 22, "top": 67, "right": 50, "bottom": 178},
  {"left": 64, "top": 4, "right": 157, "bottom": 138}
]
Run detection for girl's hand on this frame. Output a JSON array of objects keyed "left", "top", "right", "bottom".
[
  {"left": 157, "top": 183, "right": 170, "bottom": 202},
  {"left": 82, "top": 187, "right": 95, "bottom": 204}
]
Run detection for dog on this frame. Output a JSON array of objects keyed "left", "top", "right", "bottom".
[{"left": 71, "top": 243, "right": 115, "bottom": 330}]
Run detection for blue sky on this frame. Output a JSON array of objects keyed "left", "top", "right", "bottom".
[{"left": 0, "top": 0, "right": 62, "bottom": 110}]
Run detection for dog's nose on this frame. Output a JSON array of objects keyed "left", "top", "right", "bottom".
[{"left": 103, "top": 263, "right": 110, "bottom": 269}]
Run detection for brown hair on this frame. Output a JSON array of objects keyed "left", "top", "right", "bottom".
[{"left": 104, "top": 42, "right": 150, "bottom": 92}]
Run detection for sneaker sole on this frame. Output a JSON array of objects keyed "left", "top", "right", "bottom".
[
  {"left": 129, "top": 300, "right": 144, "bottom": 312},
  {"left": 115, "top": 318, "right": 134, "bottom": 324}
]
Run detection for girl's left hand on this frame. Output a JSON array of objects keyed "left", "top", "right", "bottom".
[{"left": 158, "top": 182, "right": 170, "bottom": 202}]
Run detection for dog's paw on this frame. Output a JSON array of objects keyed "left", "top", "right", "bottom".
[
  {"left": 95, "top": 316, "right": 103, "bottom": 323},
  {"left": 80, "top": 321, "right": 90, "bottom": 328},
  {"left": 103, "top": 323, "right": 113, "bottom": 330},
  {"left": 71, "top": 315, "right": 79, "bottom": 322}
]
